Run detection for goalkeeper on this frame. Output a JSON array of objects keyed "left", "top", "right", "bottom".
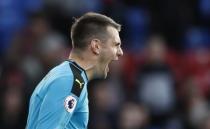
[{"left": 26, "top": 12, "right": 123, "bottom": 129}]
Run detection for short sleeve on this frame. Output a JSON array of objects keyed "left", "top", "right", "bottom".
[{"left": 35, "top": 76, "right": 78, "bottom": 129}]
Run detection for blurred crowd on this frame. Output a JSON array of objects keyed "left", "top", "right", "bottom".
[{"left": 0, "top": 0, "right": 210, "bottom": 129}]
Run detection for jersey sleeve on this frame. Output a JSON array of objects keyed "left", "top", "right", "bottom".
[{"left": 35, "top": 76, "right": 78, "bottom": 129}]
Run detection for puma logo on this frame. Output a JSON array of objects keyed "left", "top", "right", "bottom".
[{"left": 75, "top": 79, "right": 84, "bottom": 89}]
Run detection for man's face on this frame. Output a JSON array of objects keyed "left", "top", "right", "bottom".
[{"left": 97, "top": 26, "right": 123, "bottom": 78}]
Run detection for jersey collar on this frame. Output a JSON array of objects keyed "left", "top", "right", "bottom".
[{"left": 66, "top": 59, "right": 89, "bottom": 81}]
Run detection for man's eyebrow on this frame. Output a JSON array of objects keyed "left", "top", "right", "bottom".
[{"left": 114, "top": 42, "right": 121, "bottom": 45}]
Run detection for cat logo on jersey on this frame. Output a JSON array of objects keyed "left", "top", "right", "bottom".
[{"left": 64, "top": 95, "right": 77, "bottom": 113}]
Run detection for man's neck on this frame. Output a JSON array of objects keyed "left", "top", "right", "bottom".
[{"left": 68, "top": 49, "right": 96, "bottom": 81}]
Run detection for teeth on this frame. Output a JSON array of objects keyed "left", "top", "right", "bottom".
[{"left": 106, "top": 65, "right": 109, "bottom": 72}]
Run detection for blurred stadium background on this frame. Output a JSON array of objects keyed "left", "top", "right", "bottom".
[{"left": 0, "top": 0, "right": 210, "bottom": 129}]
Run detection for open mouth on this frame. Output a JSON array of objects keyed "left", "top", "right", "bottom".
[
  {"left": 106, "top": 60, "right": 114, "bottom": 73},
  {"left": 106, "top": 64, "right": 109, "bottom": 73}
]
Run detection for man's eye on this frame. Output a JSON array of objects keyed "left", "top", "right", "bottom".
[{"left": 116, "top": 43, "right": 120, "bottom": 46}]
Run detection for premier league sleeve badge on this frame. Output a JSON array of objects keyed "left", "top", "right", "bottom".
[{"left": 64, "top": 95, "right": 77, "bottom": 113}]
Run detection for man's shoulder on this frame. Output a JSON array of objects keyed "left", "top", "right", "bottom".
[
  {"left": 36, "top": 61, "right": 73, "bottom": 90},
  {"left": 47, "top": 60, "right": 86, "bottom": 96},
  {"left": 47, "top": 61, "right": 74, "bottom": 85},
  {"left": 50, "top": 61, "right": 72, "bottom": 75}
]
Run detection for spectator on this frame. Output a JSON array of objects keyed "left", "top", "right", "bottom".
[{"left": 136, "top": 35, "right": 176, "bottom": 127}]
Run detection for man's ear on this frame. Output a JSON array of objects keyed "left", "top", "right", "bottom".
[{"left": 90, "top": 39, "right": 101, "bottom": 55}]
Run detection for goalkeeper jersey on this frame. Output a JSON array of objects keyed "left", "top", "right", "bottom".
[{"left": 26, "top": 60, "right": 89, "bottom": 129}]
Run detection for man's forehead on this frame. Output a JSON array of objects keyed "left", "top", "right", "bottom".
[
  {"left": 107, "top": 26, "right": 121, "bottom": 43},
  {"left": 107, "top": 26, "right": 119, "bottom": 34}
]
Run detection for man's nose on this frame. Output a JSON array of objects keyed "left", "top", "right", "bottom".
[{"left": 117, "top": 47, "right": 123, "bottom": 57}]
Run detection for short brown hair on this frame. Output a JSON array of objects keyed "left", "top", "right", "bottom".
[{"left": 71, "top": 12, "right": 121, "bottom": 49}]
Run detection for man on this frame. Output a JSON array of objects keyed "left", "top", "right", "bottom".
[{"left": 26, "top": 12, "right": 123, "bottom": 129}]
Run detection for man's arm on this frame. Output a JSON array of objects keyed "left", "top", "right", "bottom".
[{"left": 35, "top": 76, "right": 78, "bottom": 129}]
